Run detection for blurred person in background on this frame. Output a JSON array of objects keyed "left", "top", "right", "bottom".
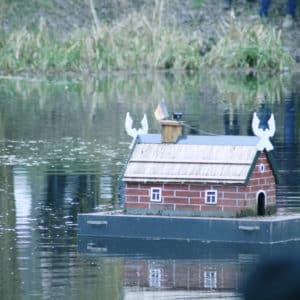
[{"left": 259, "top": 0, "right": 297, "bottom": 28}]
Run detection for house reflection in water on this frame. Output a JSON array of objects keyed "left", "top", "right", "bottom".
[{"left": 123, "top": 257, "right": 248, "bottom": 297}]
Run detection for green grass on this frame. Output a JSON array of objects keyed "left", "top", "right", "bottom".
[{"left": 192, "top": 0, "right": 205, "bottom": 9}]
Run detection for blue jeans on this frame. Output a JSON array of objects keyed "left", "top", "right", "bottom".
[{"left": 259, "top": 0, "right": 297, "bottom": 17}]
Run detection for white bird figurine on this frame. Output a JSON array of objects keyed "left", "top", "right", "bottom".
[
  {"left": 252, "top": 112, "right": 276, "bottom": 152},
  {"left": 125, "top": 112, "right": 148, "bottom": 149}
]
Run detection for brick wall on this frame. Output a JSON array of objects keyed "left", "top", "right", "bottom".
[
  {"left": 124, "top": 259, "right": 244, "bottom": 290},
  {"left": 246, "top": 151, "right": 276, "bottom": 207},
  {"left": 125, "top": 152, "right": 276, "bottom": 217}
]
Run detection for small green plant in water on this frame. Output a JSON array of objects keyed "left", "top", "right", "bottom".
[{"left": 236, "top": 208, "right": 256, "bottom": 218}]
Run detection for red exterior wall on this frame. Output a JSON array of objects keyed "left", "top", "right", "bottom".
[
  {"left": 124, "top": 152, "right": 276, "bottom": 216},
  {"left": 124, "top": 259, "right": 244, "bottom": 291}
]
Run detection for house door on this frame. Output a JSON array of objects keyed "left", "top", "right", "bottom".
[{"left": 257, "top": 192, "right": 266, "bottom": 216}]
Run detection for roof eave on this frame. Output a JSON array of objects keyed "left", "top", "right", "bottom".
[
  {"left": 123, "top": 178, "right": 245, "bottom": 185},
  {"left": 244, "top": 150, "right": 280, "bottom": 185},
  {"left": 266, "top": 151, "right": 281, "bottom": 184}
]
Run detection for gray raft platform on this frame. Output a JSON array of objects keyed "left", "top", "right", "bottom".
[{"left": 77, "top": 211, "right": 300, "bottom": 244}]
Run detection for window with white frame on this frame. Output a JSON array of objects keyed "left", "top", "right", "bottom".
[
  {"left": 205, "top": 190, "right": 217, "bottom": 204},
  {"left": 148, "top": 268, "right": 162, "bottom": 288},
  {"left": 259, "top": 163, "right": 265, "bottom": 173},
  {"left": 204, "top": 271, "right": 217, "bottom": 289},
  {"left": 150, "top": 187, "right": 162, "bottom": 202}
]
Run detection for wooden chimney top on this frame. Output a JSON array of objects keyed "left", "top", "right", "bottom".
[{"left": 160, "top": 120, "right": 184, "bottom": 143}]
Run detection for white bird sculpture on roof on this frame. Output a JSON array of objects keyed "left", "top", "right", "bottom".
[
  {"left": 252, "top": 112, "right": 276, "bottom": 152},
  {"left": 125, "top": 112, "right": 148, "bottom": 149}
]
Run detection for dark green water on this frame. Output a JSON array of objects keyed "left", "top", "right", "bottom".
[{"left": 0, "top": 71, "right": 299, "bottom": 299}]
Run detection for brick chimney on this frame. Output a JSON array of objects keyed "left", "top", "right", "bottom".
[{"left": 160, "top": 120, "right": 184, "bottom": 143}]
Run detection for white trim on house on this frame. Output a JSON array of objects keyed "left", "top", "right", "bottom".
[
  {"left": 150, "top": 187, "right": 162, "bottom": 202},
  {"left": 205, "top": 190, "right": 218, "bottom": 204},
  {"left": 256, "top": 190, "right": 267, "bottom": 205},
  {"left": 259, "top": 163, "right": 265, "bottom": 173},
  {"left": 204, "top": 271, "right": 217, "bottom": 289}
]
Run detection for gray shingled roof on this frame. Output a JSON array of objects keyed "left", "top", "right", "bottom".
[{"left": 123, "top": 135, "right": 261, "bottom": 184}]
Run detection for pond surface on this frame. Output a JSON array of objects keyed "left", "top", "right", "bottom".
[{"left": 0, "top": 71, "right": 299, "bottom": 299}]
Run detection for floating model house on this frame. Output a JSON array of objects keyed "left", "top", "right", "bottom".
[
  {"left": 78, "top": 112, "right": 300, "bottom": 244},
  {"left": 123, "top": 116, "right": 279, "bottom": 218}
]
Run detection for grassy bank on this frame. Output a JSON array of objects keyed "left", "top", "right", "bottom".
[
  {"left": 205, "top": 16, "right": 295, "bottom": 71},
  {"left": 0, "top": 1, "right": 295, "bottom": 74},
  {"left": 0, "top": 2, "right": 202, "bottom": 73}
]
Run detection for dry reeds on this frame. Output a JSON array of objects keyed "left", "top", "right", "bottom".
[
  {"left": 0, "top": 0, "right": 202, "bottom": 73},
  {"left": 205, "top": 16, "right": 295, "bottom": 71},
  {"left": 81, "top": 0, "right": 202, "bottom": 70},
  {"left": 0, "top": 1, "right": 296, "bottom": 74}
]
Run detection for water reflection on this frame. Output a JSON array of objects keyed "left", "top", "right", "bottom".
[
  {"left": 14, "top": 167, "right": 36, "bottom": 297},
  {"left": 0, "top": 71, "right": 299, "bottom": 299},
  {"left": 223, "top": 109, "right": 240, "bottom": 135},
  {"left": 275, "top": 78, "right": 300, "bottom": 210},
  {"left": 78, "top": 236, "right": 300, "bottom": 299},
  {"left": 0, "top": 165, "right": 21, "bottom": 300},
  {"left": 123, "top": 259, "right": 241, "bottom": 299},
  {"left": 79, "top": 237, "right": 249, "bottom": 299}
]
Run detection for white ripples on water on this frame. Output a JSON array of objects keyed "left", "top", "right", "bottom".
[
  {"left": 13, "top": 167, "right": 36, "bottom": 295},
  {"left": 0, "top": 138, "right": 123, "bottom": 178}
]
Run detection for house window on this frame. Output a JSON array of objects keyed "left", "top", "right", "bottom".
[
  {"left": 149, "top": 268, "right": 162, "bottom": 288},
  {"left": 259, "top": 163, "right": 265, "bottom": 173},
  {"left": 204, "top": 271, "right": 217, "bottom": 289},
  {"left": 150, "top": 187, "right": 162, "bottom": 202},
  {"left": 205, "top": 190, "right": 217, "bottom": 204}
]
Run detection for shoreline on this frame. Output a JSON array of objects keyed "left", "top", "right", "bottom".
[{"left": 0, "top": 1, "right": 298, "bottom": 76}]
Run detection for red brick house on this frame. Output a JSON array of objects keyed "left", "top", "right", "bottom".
[
  {"left": 123, "top": 120, "right": 278, "bottom": 217},
  {"left": 124, "top": 258, "right": 243, "bottom": 292}
]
